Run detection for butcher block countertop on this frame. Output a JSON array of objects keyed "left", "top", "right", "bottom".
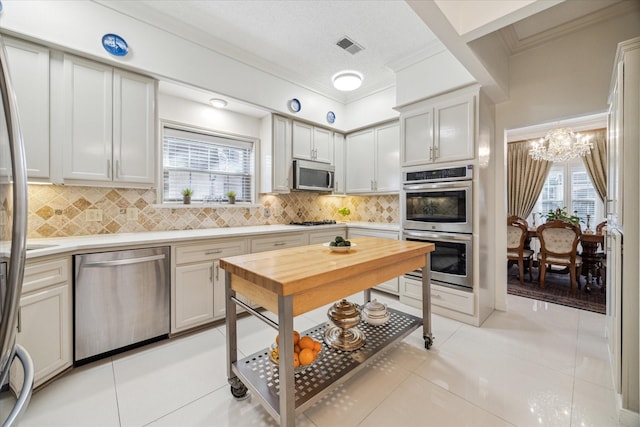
[{"left": 220, "top": 237, "right": 434, "bottom": 316}]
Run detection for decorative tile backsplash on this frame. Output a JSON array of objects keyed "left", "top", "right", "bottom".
[{"left": 27, "top": 185, "right": 399, "bottom": 238}]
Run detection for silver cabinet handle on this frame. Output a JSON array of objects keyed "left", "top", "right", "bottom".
[
  {"left": 205, "top": 250, "right": 223, "bottom": 255},
  {"left": 429, "top": 147, "right": 433, "bottom": 161},
  {"left": 83, "top": 254, "right": 166, "bottom": 268},
  {"left": 209, "top": 265, "right": 213, "bottom": 282},
  {"left": 215, "top": 264, "right": 219, "bottom": 281},
  {"left": 107, "top": 159, "right": 111, "bottom": 178},
  {"left": 274, "top": 242, "right": 286, "bottom": 246}
]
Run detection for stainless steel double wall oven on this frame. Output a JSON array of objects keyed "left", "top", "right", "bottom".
[{"left": 402, "top": 165, "right": 473, "bottom": 290}]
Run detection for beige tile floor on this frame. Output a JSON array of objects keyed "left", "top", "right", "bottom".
[{"left": 2, "top": 292, "right": 619, "bottom": 427}]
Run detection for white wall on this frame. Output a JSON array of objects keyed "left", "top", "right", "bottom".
[
  {"left": 158, "top": 94, "right": 261, "bottom": 139},
  {"left": 343, "top": 86, "right": 399, "bottom": 130},
  {"left": 492, "top": 6, "right": 640, "bottom": 310},
  {"left": 395, "top": 49, "right": 476, "bottom": 107}
]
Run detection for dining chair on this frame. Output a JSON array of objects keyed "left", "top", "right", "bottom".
[
  {"left": 594, "top": 220, "right": 607, "bottom": 289},
  {"left": 507, "top": 216, "right": 533, "bottom": 284},
  {"left": 537, "top": 219, "right": 582, "bottom": 293}
]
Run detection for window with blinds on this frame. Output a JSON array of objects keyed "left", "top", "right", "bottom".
[{"left": 162, "top": 127, "right": 254, "bottom": 203}]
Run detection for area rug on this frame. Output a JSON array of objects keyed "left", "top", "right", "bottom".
[{"left": 507, "top": 265, "right": 606, "bottom": 314}]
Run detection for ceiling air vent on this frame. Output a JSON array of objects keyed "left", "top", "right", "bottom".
[{"left": 336, "top": 36, "right": 364, "bottom": 55}]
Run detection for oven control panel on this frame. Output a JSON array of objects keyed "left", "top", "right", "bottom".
[{"left": 404, "top": 165, "right": 472, "bottom": 183}]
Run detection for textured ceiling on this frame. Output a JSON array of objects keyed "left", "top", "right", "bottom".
[{"left": 96, "top": 0, "right": 440, "bottom": 104}]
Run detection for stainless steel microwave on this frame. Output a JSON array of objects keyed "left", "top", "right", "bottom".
[{"left": 292, "top": 159, "right": 334, "bottom": 192}]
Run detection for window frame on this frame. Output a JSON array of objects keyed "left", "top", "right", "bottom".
[{"left": 159, "top": 122, "right": 258, "bottom": 205}]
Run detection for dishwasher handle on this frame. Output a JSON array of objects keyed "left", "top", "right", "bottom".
[{"left": 82, "top": 254, "right": 166, "bottom": 268}]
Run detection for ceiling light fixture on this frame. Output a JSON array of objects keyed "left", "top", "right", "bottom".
[
  {"left": 209, "top": 98, "right": 228, "bottom": 108},
  {"left": 529, "top": 127, "right": 593, "bottom": 162},
  {"left": 332, "top": 70, "right": 363, "bottom": 91}
]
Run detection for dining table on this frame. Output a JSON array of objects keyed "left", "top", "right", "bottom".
[{"left": 526, "top": 227, "right": 605, "bottom": 291}]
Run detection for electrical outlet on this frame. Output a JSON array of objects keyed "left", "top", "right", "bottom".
[
  {"left": 85, "top": 209, "right": 103, "bottom": 222},
  {"left": 264, "top": 208, "right": 271, "bottom": 218},
  {"left": 126, "top": 208, "right": 139, "bottom": 221}
]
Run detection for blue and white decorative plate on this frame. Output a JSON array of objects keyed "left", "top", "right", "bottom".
[
  {"left": 326, "top": 111, "right": 336, "bottom": 124},
  {"left": 102, "top": 34, "right": 129, "bottom": 57},
  {"left": 288, "top": 98, "right": 301, "bottom": 113}
]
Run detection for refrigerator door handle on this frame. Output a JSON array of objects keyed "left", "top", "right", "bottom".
[{"left": 2, "top": 344, "right": 34, "bottom": 427}]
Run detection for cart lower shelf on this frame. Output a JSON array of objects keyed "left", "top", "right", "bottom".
[{"left": 232, "top": 307, "right": 423, "bottom": 419}]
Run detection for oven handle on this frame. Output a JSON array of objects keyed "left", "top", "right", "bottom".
[
  {"left": 403, "top": 180, "right": 472, "bottom": 191},
  {"left": 403, "top": 230, "right": 472, "bottom": 242}
]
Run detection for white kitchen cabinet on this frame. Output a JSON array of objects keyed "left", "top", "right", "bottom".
[
  {"left": 250, "top": 232, "right": 307, "bottom": 253},
  {"left": 61, "top": 54, "right": 155, "bottom": 186},
  {"left": 400, "top": 86, "right": 476, "bottom": 167},
  {"left": 308, "top": 227, "right": 347, "bottom": 245},
  {"left": 11, "top": 258, "right": 72, "bottom": 391},
  {"left": 260, "top": 114, "right": 291, "bottom": 193},
  {"left": 347, "top": 228, "right": 400, "bottom": 294},
  {"left": 333, "top": 132, "right": 346, "bottom": 195},
  {"left": 346, "top": 122, "right": 399, "bottom": 194},
  {"left": 399, "top": 276, "right": 474, "bottom": 315},
  {"left": 173, "top": 238, "right": 247, "bottom": 333},
  {"left": 4, "top": 38, "right": 51, "bottom": 180},
  {"left": 292, "top": 120, "right": 333, "bottom": 164}
]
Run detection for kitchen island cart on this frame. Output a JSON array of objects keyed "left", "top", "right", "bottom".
[{"left": 220, "top": 237, "right": 435, "bottom": 427}]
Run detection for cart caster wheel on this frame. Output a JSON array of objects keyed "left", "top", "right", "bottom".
[
  {"left": 424, "top": 336, "right": 434, "bottom": 349},
  {"left": 230, "top": 384, "right": 249, "bottom": 400}
]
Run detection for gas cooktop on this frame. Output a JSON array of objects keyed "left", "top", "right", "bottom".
[{"left": 290, "top": 220, "right": 337, "bottom": 226}]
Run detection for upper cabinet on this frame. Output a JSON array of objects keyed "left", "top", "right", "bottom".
[
  {"left": 333, "top": 132, "right": 346, "bottom": 195},
  {"left": 292, "top": 120, "right": 333, "bottom": 164},
  {"left": 4, "top": 38, "right": 51, "bottom": 180},
  {"left": 61, "top": 54, "right": 156, "bottom": 186},
  {"left": 260, "top": 114, "right": 292, "bottom": 194},
  {"left": 346, "top": 122, "right": 399, "bottom": 194},
  {"left": 400, "top": 86, "right": 476, "bottom": 167}
]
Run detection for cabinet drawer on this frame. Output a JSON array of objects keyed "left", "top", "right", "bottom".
[
  {"left": 308, "top": 228, "right": 347, "bottom": 245},
  {"left": 348, "top": 229, "right": 399, "bottom": 240},
  {"left": 400, "top": 277, "right": 473, "bottom": 315},
  {"left": 250, "top": 233, "right": 307, "bottom": 253},
  {"left": 175, "top": 239, "right": 247, "bottom": 264},
  {"left": 23, "top": 258, "right": 70, "bottom": 294}
]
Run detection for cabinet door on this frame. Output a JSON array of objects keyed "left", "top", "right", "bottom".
[
  {"left": 11, "top": 284, "right": 72, "bottom": 390},
  {"left": 272, "top": 115, "right": 292, "bottom": 193},
  {"left": 333, "top": 133, "right": 345, "bottom": 194},
  {"left": 313, "top": 127, "right": 333, "bottom": 164},
  {"left": 402, "top": 108, "right": 433, "bottom": 167},
  {"left": 62, "top": 55, "right": 113, "bottom": 181},
  {"left": 212, "top": 260, "right": 227, "bottom": 319},
  {"left": 5, "top": 38, "right": 50, "bottom": 179},
  {"left": 346, "top": 129, "right": 375, "bottom": 193},
  {"left": 375, "top": 123, "right": 400, "bottom": 193},
  {"left": 292, "top": 121, "right": 313, "bottom": 161},
  {"left": 434, "top": 95, "right": 474, "bottom": 163},
  {"left": 113, "top": 70, "right": 155, "bottom": 185},
  {"left": 174, "top": 262, "right": 214, "bottom": 331}
]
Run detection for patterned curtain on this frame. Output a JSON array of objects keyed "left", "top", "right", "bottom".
[
  {"left": 581, "top": 129, "right": 607, "bottom": 202},
  {"left": 507, "top": 141, "right": 552, "bottom": 219}
]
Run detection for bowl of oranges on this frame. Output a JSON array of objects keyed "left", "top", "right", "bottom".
[{"left": 269, "top": 330, "right": 323, "bottom": 371}]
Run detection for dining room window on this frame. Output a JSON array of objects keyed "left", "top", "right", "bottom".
[
  {"left": 530, "top": 158, "right": 604, "bottom": 228},
  {"left": 162, "top": 126, "right": 255, "bottom": 203}
]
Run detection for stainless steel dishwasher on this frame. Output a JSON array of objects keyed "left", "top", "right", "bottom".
[{"left": 74, "top": 247, "right": 170, "bottom": 364}]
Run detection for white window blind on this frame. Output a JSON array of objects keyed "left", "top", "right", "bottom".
[{"left": 163, "top": 127, "right": 254, "bottom": 203}]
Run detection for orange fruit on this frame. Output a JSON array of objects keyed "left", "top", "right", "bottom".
[
  {"left": 299, "top": 336, "right": 315, "bottom": 350},
  {"left": 294, "top": 345, "right": 301, "bottom": 354},
  {"left": 299, "top": 348, "right": 314, "bottom": 366},
  {"left": 293, "top": 330, "right": 300, "bottom": 345},
  {"left": 313, "top": 340, "right": 322, "bottom": 352},
  {"left": 293, "top": 352, "right": 300, "bottom": 368}
]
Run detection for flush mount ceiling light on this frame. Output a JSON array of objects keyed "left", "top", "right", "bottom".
[
  {"left": 529, "top": 127, "right": 594, "bottom": 162},
  {"left": 332, "top": 70, "right": 363, "bottom": 91},
  {"left": 209, "top": 98, "right": 228, "bottom": 108}
]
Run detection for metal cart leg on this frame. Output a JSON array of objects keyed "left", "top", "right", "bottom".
[
  {"left": 278, "top": 295, "right": 295, "bottom": 427},
  {"left": 225, "top": 271, "right": 248, "bottom": 399},
  {"left": 422, "top": 253, "right": 434, "bottom": 349}
]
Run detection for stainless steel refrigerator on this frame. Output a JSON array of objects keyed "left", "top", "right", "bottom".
[{"left": 0, "top": 33, "right": 33, "bottom": 426}]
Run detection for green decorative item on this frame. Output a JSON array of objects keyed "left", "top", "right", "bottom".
[
  {"left": 226, "top": 190, "right": 236, "bottom": 204},
  {"left": 545, "top": 207, "right": 582, "bottom": 226},
  {"left": 182, "top": 188, "right": 193, "bottom": 204},
  {"left": 337, "top": 207, "right": 351, "bottom": 219}
]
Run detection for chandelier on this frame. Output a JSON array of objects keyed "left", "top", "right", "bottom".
[{"left": 529, "top": 127, "right": 593, "bottom": 162}]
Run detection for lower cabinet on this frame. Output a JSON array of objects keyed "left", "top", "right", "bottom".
[
  {"left": 399, "top": 276, "right": 474, "bottom": 315},
  {"left": 308, "top": 228, "right": 347, "bottom": 245},
  {"left": 11, "top": 258, "right": 72, "bottom": 391},
  {"left": 347, "top": 228, "right": 400, "bottom": 295},
  {"left": 173, "top": 238, "right": 247, "bottom": 333},
  {"left": 249, "top": 232, "right": 307, "bottom": 253}
]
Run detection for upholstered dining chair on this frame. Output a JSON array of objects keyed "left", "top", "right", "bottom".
[
  {"left": 537, "top": 219, "right": 582, "bottom": 293},
  {"left": 507, "top": 216, "right": 533, "bottom": 284},
  {"left": 594, "top": 220, "right": 607, "bottom": 288}
]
